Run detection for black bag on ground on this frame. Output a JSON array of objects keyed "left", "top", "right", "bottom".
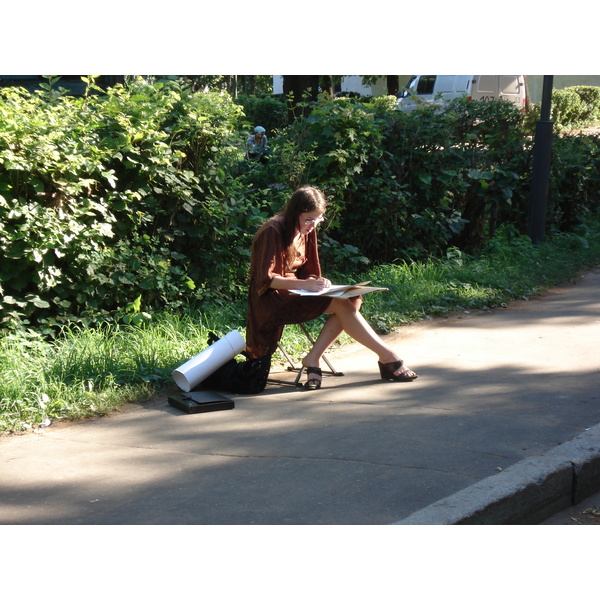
[{"left": 197, "top": 333, "right": 271, "bottom": 394}]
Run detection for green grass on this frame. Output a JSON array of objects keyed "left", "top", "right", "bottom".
[
  {"left": 360, "top": 228, "right": 600, "bottom": 332},
  {"left": 2, "top": 221, "right": 600, "bottom": 434},
  {"left": 0, "top": 312, "right": 239, "bottom": 433}
]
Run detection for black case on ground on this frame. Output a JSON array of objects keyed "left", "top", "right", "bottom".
[{"left": 168, "top": 391, "right": 235, "bottom": 414}]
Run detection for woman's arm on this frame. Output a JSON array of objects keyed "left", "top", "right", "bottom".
[
  {"left": 251, "top": 219, "right": 330, "bottom": 293},
  {"left": 270, "top": 275, "right": 331, "bottom": 292}
]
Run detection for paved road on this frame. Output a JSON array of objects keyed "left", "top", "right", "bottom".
[{"left": 1, "top": 269, "right": 600, "bottom": 525}]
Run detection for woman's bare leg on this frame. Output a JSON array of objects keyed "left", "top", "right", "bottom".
[
  {"left": 303, "top": 297, "right": 416, "bottom": 378},
  {"left": 303, "top": 297, "right": 360, "bottom": 364}
]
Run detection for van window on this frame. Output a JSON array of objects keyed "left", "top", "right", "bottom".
[
  {"left": 405, "top": 76, "right": 417, "bottom": 91},
  {"left": 500, "top": 76, "right": 519, "bottom": 95},
  {"left": 416, "top": 76, "right": 436, "bottom": 95},
  {"left": 476, "top": 76, "right": 496, "bottom": 93}
]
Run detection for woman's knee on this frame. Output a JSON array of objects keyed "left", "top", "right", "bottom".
[{"left": 330, "top": 297, "right": 361, "bottom": 314}]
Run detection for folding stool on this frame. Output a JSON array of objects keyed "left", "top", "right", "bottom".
[{"left": 276, "top": 323, "right": 344, "bottom": 380}]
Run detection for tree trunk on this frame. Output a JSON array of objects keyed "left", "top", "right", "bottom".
[
  {"left": 386, "top": 76, "right": 400, "bottom": 96},
  {"left": 321, "top": 76, "right": 334, "bottom": 99},
  {"left": 282, "top": 75, "right": 320, "bottom": 123}
]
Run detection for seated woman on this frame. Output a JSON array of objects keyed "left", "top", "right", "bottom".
[{"left": 245, "top": 185, "right": 418, "bottom": 390}]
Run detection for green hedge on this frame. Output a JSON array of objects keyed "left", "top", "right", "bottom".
[
  {"left": 2, "top": 80, "right": 600, "bottom": 333},
  {"left": 0, "top": 78, "right": 270, "bottom": 331},
  {"left": 260, "top": 97, "right": 531, "bottom": 261},
  {"left": 234, "top": 94, "right": 288, "bottom": 136},
  {"left": 527, "top": 85, "right": 600, "bottom": 130},
  {"left": 569, "top": 85, "right": 600, "bottom": 122},
  {"left": 258, "top": 95, "right": 600, "bottom": 264}
]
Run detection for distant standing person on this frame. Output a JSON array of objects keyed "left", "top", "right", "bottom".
[{"left": 247, "top": 126, "right": 268, "bottom": 161}]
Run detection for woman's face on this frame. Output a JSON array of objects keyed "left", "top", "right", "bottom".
[{"left": 298, "top": 210, "right": 325, "bottom": 235}]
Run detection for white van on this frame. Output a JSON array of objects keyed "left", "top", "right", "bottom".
[
  {"left": 470, "top": 75, "right": 528, "bottom": 111},
  {"left": 396, "top": 75, "right": 527, "bottom": 113},
  {"left": 396, "top": 75, "right": 473, "bottom": 113}
]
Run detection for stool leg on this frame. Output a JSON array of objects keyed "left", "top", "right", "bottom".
[
  {"left": 277, "top": 342, "right": 299, "bottom": 371},
  {"left": 298, "top": 324, "right": 343, "bottom": 376}
]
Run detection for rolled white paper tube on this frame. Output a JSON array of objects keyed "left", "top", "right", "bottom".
[{"left": 172, "top": 330, "right": 246, "bottom": 392}]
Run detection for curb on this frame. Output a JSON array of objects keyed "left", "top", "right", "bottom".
[{"left": 391, "top": 423, "right": 600, "bottom": 525}]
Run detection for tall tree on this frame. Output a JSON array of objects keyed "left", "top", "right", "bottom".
[
  {"left": 321, "top": 75, "right": 335, "bottom": 99},
  {"left": 386, "top": 76, "right": 400, "bottom": 96},
  {"left": 282, "top": 75, "right": 320, "bottom": 123}
]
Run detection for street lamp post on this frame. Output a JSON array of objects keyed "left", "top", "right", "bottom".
[{"left": 527, "top": 75, "right": 554, "bottom": 244}]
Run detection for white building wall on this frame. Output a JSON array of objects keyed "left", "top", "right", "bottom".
[
  {"left": 339, "top": 76, "right": 374, "bottom": 96},
  {"left": 273, "top": 76, "right": 284, "bottom": 94}
]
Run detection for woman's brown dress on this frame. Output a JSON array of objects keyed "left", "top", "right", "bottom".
[{"left": 245, "top": 215, "right": 332, "bottom": 358}]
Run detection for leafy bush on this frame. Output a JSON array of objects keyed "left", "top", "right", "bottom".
[
  {"left": 551, "top": 88, "right": 587, "bottom": 129},
  {"left": 527, "top": 85, "right": 600, "bottom": 131},
  {"left": 569, "top": 85, "right": 600, "bottom": 123},
  {"left": 245, "top": 94, "right": 600, "bottom": 266},
  {"left": 548, "top": 134, "right": 600, "bottom": 229},
  {"left": 269, "top": 97, "right": 383, "bottom": 211},
  {"left": 234, "top": 94, "right": 287, "bottom": 135},
  {"left": 0, "top": 78, "right": 268, "bottom": 332},
  {"left": 333, "top": 98, "right": 530, "bottom": 261},
  {"left": 3, "top": 78, "right": 600, "bottom": 336}
]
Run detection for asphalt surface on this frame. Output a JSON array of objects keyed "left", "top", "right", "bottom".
[{"left": 1, "top": 268, "right": 600, "bottom": 525}]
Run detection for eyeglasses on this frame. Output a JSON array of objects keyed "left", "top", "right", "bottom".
[{"left": 303, "top": 216, "right": 325, "bottom": 226}]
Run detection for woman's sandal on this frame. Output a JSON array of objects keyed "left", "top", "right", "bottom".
[
  {"left": 295, "top": 366, "right": 323, "bottom": 390},
  {"left": 378, "top": 360, "right": 418, "bottom": 382}
]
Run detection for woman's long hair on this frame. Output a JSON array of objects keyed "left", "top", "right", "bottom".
[{"left": 281, "top": 186, "right": 327, "bottom": 268}]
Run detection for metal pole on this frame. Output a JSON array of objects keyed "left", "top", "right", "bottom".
[{"left": 527, "top": 75, "right": 554, "bottom": 244}]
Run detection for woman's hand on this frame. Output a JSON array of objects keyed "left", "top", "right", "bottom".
[
  {"left": 303, "top": 277, "right": 331, "bottom": 292},
  {"left": 269, "top": 275, "right": 331, "bottom": 292}
]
